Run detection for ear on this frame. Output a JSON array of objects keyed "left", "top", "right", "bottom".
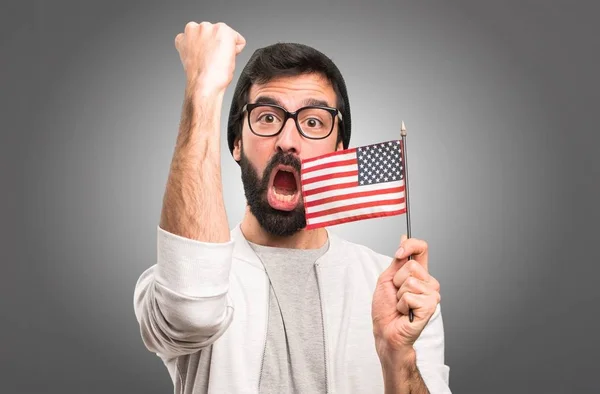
[
  {"left": 233, "top": 136, "right": 242, "bottom": 162},
  {"left": 336, "top": 139, "right": 344, "bottom": 152}
]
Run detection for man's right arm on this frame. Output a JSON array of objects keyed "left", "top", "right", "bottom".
[
  {"left": 133, "top": 22, "right": 246, "bottom": 359},
  {"left": 159, "top": 83, "right": 229, "bottom": 242}
]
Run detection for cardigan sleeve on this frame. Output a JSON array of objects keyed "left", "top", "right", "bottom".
[
  {"left": 414, "top": 303, "right": 452, "bottom": 393},
  {"left": 133, "top": 225, "right": 235, "bottom": 359}
]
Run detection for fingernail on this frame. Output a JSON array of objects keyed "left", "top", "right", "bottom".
[{"left": 396, "top": 247, "right": 404, "bottom": 258}]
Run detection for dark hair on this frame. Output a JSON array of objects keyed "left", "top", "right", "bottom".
[{"left": 226, "top": 43, "right": 352, "bottom": 159}]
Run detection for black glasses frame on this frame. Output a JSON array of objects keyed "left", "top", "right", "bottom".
[{"left": 242, "top": 103, "right": 343, "bottom": 140}]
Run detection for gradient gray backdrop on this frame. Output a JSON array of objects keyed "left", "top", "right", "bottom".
[{"left": 3, "top": 0, "right": 599, "bottom": 393}]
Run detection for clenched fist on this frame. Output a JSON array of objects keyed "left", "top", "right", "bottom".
[{"left": 174, "top": 21, "right": 246, "bottom": 96}]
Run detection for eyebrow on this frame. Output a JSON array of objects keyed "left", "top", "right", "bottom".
[{"left": 254, "top": 95, "right": 333, "bottom": 109}]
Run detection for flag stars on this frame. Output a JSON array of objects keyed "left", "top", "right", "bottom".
[{"left": 357, "top": 141, "right": 404, "bottom": 185}]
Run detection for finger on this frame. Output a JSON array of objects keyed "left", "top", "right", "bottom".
[
  {"left": 235, "top": 32, "right": 246, "bottom": 46},
  {"left": 224, "top": 25, "right": 245, "bottom": 54},
  {"left": 396, "top": 276, "right": 430, "bottom": 300},
  {"left": 396, "top": 292, "right": 423, "bottom": 316},
  {"left": 174, "top": 33, "right": 184, "bottom": 49},
  {"left": 235, "top": 37, "right": 246, "bottom": 55},
  {"left": 380, "top": 236, "right": 427, "bottom": 283},
  {"left": 391, "top": 234, "right": 408, "bottom": 262},
  {"left": 381, "top": 233, "right": 410, "bottom": 277},
  {"left": 185, "top": 21, "right": 200, "bottom": 33},
  {"left": 232, "top": 26, "right": 245, "bottom": 53},
  {"left": 392, "top": 260, "right": 430, "bottom": 288},
  {"left": 397, "top": 292, "right": 440, "bottom": 317},
  {"left": 395, "top": 238, "right": 428, "bottom": 270}
]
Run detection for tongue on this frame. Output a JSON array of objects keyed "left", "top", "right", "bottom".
[{"left": 273, "top": 171, "right": 297, "bottom": 192}]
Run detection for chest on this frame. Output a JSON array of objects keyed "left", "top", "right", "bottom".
[{"left": 208, "top": 259, "right": 384, "bottom": 393}]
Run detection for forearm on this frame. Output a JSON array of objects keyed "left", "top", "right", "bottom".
[
  {"left": 381, "top": 347, "right": 430, "bottom": 394},
  {"left": 160, "top": 82, "right": 230, "bottom": 243}
]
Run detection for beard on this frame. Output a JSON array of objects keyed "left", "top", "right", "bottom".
[{"left": 239, "top": 148, "right": 306, "bottom": 237}]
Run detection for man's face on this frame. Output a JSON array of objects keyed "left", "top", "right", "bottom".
[{"left": 233, "top": 73, "right": 343, "bottom": 237}]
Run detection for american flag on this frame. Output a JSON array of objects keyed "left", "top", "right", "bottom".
[{"left": 300, "top": 140, "right": 406, "bottom": 229}]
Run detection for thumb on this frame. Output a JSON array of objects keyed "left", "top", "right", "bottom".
[
  {"left": 381, "top": 233, "right": 409, "bottom": 279},
  {"left": 399, "top": 233, "right": 408, "bottom": 245},
  {"left": 234, "top": 32, "right": 246, "bottom": 54}
]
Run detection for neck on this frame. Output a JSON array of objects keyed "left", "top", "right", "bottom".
[{"left": 240, "top": 207, "right": 328, "bottom": 249}]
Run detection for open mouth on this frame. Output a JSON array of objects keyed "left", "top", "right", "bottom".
[{"left": 267, "top": 165, "right": 301, "bottom": 211}]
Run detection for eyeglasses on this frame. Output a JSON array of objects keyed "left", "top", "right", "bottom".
[{"left": 242, "top": 103, "right": 343, "bottom": 140}]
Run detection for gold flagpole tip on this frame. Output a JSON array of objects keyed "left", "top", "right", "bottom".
[{"left": 400, "top": 120, "right": 407, "bottom": 136}]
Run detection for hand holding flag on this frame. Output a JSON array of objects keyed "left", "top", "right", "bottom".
[
  {"left": 300, "top": 121, "right": 441, "bottom": 349},
  {"left": 371, "top": 234, "right": 441, "bottom": 362}
]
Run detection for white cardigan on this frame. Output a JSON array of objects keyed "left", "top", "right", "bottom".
[{"left": 134, "top": 225, "right": 451, "bottom": 393}]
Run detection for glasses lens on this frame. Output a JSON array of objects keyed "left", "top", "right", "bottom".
[
  {"left": 248, "top": 105, "right": 335, "bottom": 138},
  {"left": 297, "top": 108, "right": 334, "bottom": 138},
  {"left": 249, "top": 105, "right": 286, "bottom": 136}
]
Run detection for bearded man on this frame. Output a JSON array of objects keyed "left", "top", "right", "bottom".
[{"left": 134, "top": 21, "right": 451, "bottom": 394}]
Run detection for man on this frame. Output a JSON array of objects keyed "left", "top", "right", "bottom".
[{"left": 134, "top": 21, "right": 451, "bottom": 393}]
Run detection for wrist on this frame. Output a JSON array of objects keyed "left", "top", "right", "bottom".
[
  {"left": 186, "top": 75, "right": 227, "bottom": 100},
  {"left": 379, "top": 344, "right": 417, "bottom": 373},
  {"left": 174, "top": 83, "right": 225, "bottom": 155},
  {"left": 380, "top": 347, "right": 420, "bottom": 394}
]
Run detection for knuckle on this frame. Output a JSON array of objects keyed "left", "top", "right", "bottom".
[
  {"left": 400, "top": 291, "right": 410, "bottom": 303},
  {"left": 185, "top": 21, "right": 199, "bottom": 31},
  {"left": 392, "top": 271, "right": 402, "bottom": 286},
  {"left": 396, "top": 287, "right": 402, "bottom": 300},
  {"left": 174, "top": 33, "right": 183, "bottom": 45},
  {"left": 396, "top": 301, "right": 403, "bottom": 312},
  {"left": 407, "top": 261, "right": 419, "bottom": 272}
]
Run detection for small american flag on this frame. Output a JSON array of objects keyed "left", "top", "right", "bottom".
[{"left": 300, "top": 140, "right": 406, "bottom": 229}]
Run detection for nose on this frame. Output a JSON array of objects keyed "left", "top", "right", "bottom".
[{"left": 275, "top": 118, "right": 302, "bottom": 155}]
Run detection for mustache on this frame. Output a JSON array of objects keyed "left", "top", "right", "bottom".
[{"left": 262, "top": 151, "right": 302, "bottom": 180}]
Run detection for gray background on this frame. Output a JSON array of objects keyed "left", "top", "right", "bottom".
[{"left": 2, "top": 0, "right": 599, "bottom": 393}]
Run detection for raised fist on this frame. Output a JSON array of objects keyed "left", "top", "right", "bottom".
[{"left": 174, "top": 21, "right": 246, "bottom": 96}]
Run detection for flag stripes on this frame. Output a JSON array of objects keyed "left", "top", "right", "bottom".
[{"left": 300, "top": 140, "right": 406, "bottom": 229}]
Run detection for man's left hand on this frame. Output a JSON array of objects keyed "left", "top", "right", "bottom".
[{"left": 371, "top": 235, "right": 441, "bottom": 361}]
